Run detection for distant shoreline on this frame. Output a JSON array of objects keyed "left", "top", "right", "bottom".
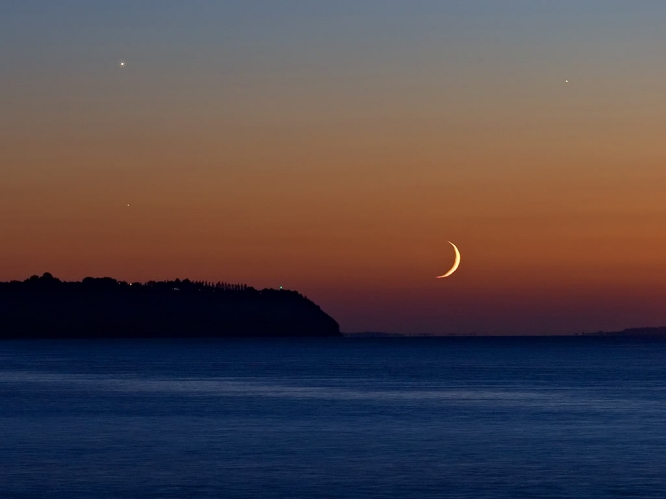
[
  {"left": 577, "top": 326, "right": 666, "bottom": 337},
  {"left": 344, "top": 327, "right": 666, "bottom": 338}
]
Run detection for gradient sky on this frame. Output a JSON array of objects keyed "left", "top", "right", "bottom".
[{"left": 2, "top": 1, "right": 666, "bottom": 334}]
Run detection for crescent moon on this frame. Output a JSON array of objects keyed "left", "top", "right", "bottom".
[{"left": 436, "top": 241, "right": 461, "bottom": 279}]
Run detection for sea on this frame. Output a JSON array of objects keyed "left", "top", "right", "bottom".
[{"left": 0, "top": 337, "right": 665, "bottom": 499}]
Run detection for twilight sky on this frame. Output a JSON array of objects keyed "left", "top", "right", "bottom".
[{"left": 2, "top": 1, "right": 666, "bottom": 335}]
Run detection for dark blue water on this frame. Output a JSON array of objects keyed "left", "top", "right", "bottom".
[{"left": 1, "top": 337, "right": 665, "bottom": 498}]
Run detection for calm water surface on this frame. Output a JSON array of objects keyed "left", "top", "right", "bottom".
[{"left": 1, "top": 337, "right": 665, "bottom": 498}]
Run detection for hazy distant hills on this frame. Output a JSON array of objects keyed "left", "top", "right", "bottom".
[
  {"left": 345, "top": 329, "right": 666, "bottom": 338},
  {"left": 582, "top": 326, "right": 666, "bottom": 337},
  {"left": 0, "top": 273, "right": 340, "bottom": 339},
  {"left": 342, "top": 332, "right": 403, "bottom": 338},
  {"left": 343, "top": 332, "right": 441, "bottom": 337}
]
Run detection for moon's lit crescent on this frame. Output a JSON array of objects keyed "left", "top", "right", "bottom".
[{"left": 436, "top": 241, "right": 461, "bottom": 278}]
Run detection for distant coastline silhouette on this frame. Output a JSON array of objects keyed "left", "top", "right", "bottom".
[
  {"left": 0, "top": 273, "right": 340, "bottom": 339},
  {"left": 580, "top": 326, "right": 666, "bottom": 337}
]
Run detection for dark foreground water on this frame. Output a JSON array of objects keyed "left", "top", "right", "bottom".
[{"left": 1, "top": 337, "right": 665, "bottom": 498}]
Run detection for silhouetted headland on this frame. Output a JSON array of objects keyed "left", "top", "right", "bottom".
[{"left": 0, "top": 273, "right": 340, "bottom": 339}]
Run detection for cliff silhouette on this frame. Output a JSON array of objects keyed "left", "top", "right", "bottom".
[{"left": 0, "top": 273, "right": 340, "bottom": 339}]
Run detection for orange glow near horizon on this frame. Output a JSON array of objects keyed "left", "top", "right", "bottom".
[{"left": 2, "top": 3, "right": 666, "bottom": 334}]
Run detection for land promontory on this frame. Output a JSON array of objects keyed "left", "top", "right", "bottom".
[{"left": 0, "top": 273, "right": 341, "bottom": 339}]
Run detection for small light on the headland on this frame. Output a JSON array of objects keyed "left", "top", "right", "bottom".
[{"left": 279, "top": 286, "right": 283, "bottom": 290}]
